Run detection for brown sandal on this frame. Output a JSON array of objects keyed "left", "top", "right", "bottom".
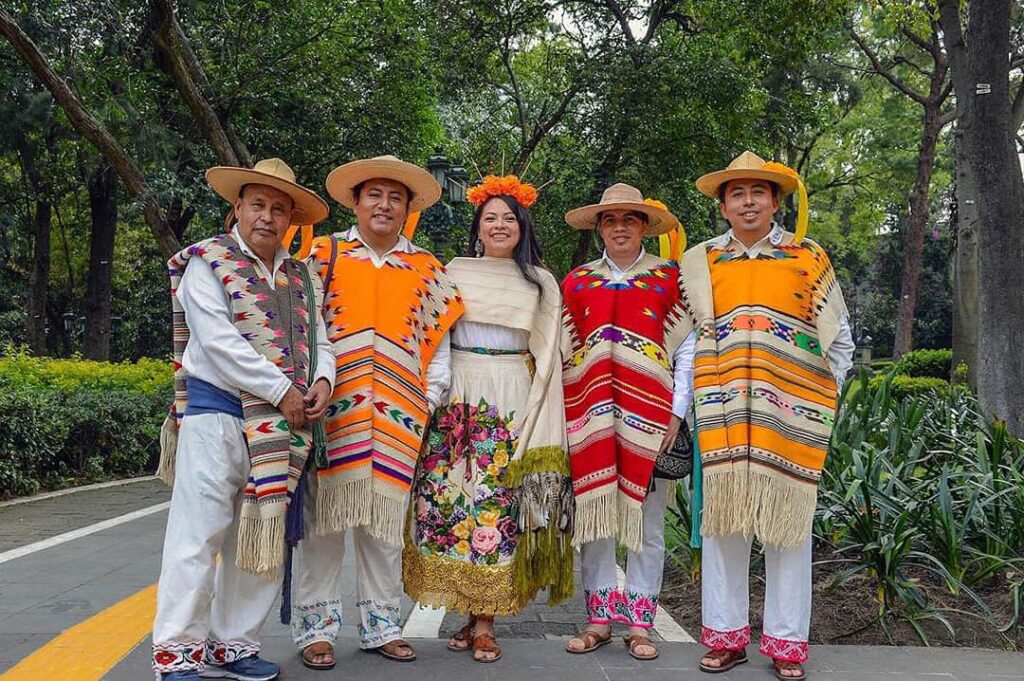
[
  {"left": 773, "top": 659, "right": 806, "bottom": 680},
  {"left": 624, "top": 633, "right": 659, "bottom": 661},
  {"left": 699, "top": 649, "right": 748, "bottom": 673},
  {"left": 302, "top": 641, "right": 335, "bottom": 670},
  {"left": 371, "top": 638, "right": 417, "bottom": 662},
  {"left": 447, "top": 618, "right": 476, "bottom": 652},
  {"left": 565, "top": 629, "right": 613, "bottom": 654},
  {"left": 472, "top": 631, "right": 502, "bottom": 663}
]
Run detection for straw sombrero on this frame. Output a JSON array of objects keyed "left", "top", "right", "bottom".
[
  {"left": 694, "top": 151, "right": 799, "bottom": 198},
  {"left": 564, "top": 183, "right": 678, "bottom": 236},
  {"left": 206, "top": 158, "right": 329, "bottom": 225},
  {"left": 325, "top": 155, "right": 441, "bottom": 213}
]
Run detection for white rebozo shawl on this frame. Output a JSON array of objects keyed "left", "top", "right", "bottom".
[{"left": 444, "top": 256, "right": 574, "bottom": 602}]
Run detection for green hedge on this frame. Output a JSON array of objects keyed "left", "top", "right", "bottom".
[
  {"left": 0, "top": 353, "right": 172, "bottom": 498},
  {"left": 892, "top": 348, "right": 952, "bottom": 380},
  {"left": 867, "top": 373, "right": 950, "bottom": 400}
]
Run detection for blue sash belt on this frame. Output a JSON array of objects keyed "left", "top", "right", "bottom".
[{"left": 184, "top": 377, "right": 243, "bottom": 419}]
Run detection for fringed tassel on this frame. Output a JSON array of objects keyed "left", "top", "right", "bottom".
[
  {"left": 616, "top": 494, "right": 644, "bottom": 554},
  {"left": 314, "top": 477, "right": 372, "bottom": 535},
  {"left": 361, "top": 491, "right": 407, "bottom": 548},
  {"left": 279, "top": 471, "right": 307, "bottom": 625},
  {"left": 504, "top": 446, "right": 570, "bottom": 488},
  {"left": 235, "top": 513, "right": 286, "bottom": 580},
  {"left": 156, "top": 414, "right": 178, "bottom": 487},
  {"left": 572, "top": 492, "right": 617, "bottom": 548},
  {"left": 511, "top": 521, "right": 575, "bottom": 607},
  {"left": 701, "top": 470, "right": 817, "bottom": 550}
]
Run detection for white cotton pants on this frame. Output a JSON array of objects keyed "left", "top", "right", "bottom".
[
  {"left": 579, "top": 481, "right": 668, "bottom": 629},
  {"left": 152, "top": 413, "right": 280, "bottom": 675},
  {"left": 700, "top": 532, "right": 812, "bottom": 663},
  {"left": 290, "top": 485, "right": 406, "bottom": 650}
]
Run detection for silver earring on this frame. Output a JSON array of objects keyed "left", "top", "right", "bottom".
[{"left": 474, "top": 239, "right": 484, "bottom": 257}]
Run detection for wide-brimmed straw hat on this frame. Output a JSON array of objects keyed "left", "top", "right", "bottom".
[
  {"left": 325, "top": 155, "right": 441, "bottom": 213},
  {"left": 564, "top": 183, "right": 678, "bottom": 235},
  {"left": 206, "top": 158, "right": 329, "bottom": 225},
  {"left": 695, "top": 151, "right": 800, "bottom": 198}
]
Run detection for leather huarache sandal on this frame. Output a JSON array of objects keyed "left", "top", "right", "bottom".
[
  {"left": 301, "top": 641, "right": 335, "bottom": 671},
  {"left": 699, "top": 649, "right": 748, "bottom": 673},
  {"left": 371, "top": 638, "right": 416, "bottom": 662},
  {"left": 773, "top": 659, "right": 807, "bottom": 680},
  {"left": 565, "top": 629, "right": 613, "bottom": 654},
  {"left": 472, "top": 631, "right": 502, "bottom": 663},
  {"left": 624, "top": 633, "right": 659, "bottom": 661},
  {"left": 447, "top": 618, "right": 476, "bottom": 652}
]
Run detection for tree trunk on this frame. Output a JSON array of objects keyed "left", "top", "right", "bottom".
[
  {"left": 15, "top": 135, "right": 51, "bottom": 354},
  {"left": 950, "top": 129, "right": 979, "bottom": 387},
  {"left": 940, "top": 0, "right": 1024, "bottom": 435},
  {"left": 83, "top": 162, "right": 117, "bottom": 361},
  {"left": 892, "top": 106, "right": 941, "bottom": 357},
  {"left": 0, "top": 7, "right": 181, "bottom": 258}
]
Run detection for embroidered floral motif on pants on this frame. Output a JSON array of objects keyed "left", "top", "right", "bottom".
[
  {"left": 759, "top": 633, "right": 809, "bottom": 663},
  {"left": 357, "top": 599, "right": 402, "bottom": 649},
  {"left": 206, "top": 639, "right": 260, "bottom": 665},
  {"left": 700, "top": 625, "right": 752, "bottom": 651},
  {"left": 291, "top": 599, "right": 344, "bottom": 648},
  {"left": 152, "top": 640, "right": 205, "bottom": 673},
  {"left": 585, "top": 587, "right": 659, "bottom": 627}
]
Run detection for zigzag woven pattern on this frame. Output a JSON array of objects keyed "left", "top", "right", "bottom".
[
  {"left": 168, "top": 233, "right": 314, "bottom": 577},
  {"left": 561, "top": 253, "right": 688, "bottom": 552},
  {"left": 692, "top": 237, "right": 845, "bottom": 549},
  {"left": 308, "top": 236, "right": 463, "bottom": 546}
]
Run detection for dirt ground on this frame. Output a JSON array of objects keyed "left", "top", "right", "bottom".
[{"left": 658, "top": 545, "right": 1023, "bottom": 650}]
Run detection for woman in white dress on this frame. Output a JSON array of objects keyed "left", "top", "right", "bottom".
[{"left": 403, "top": 177, "right": 573, "bottom": 663}]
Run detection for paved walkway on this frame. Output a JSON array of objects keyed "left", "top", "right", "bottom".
[{"left": 0, "top": 479, "right": 1021, "bottom": 680}]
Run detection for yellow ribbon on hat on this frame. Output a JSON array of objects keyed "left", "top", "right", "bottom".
[
  {"left": 644, "top": 198, "right": 687, "bottom": 261},
  {"left": 762, "top": 162, "right": 808, "bottom": 243}
]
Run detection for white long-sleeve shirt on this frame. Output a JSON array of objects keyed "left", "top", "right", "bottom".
[{"left": 178, "top": 227, "right": 335, "bottom": 406}]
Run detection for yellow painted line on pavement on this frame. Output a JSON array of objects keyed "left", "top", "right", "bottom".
[{"left": 1, "top": 583, "right": 156, "bottom": 680}]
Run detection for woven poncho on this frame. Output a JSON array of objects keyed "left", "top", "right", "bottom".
[
  {"left": 307, "top": 235, "right": 464, "bottom": 547},
  {"left": 679, "top": 233, "right": 848, "bottom": 549},
  {"left": 561, "top": 253, "right": 688, "bottom": 553}
]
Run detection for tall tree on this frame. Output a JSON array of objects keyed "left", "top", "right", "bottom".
[
  {"left": 850, "top": 4, "right": 955, "bottom": 357},
  {"left": 82, "top": 159, "right": 116, "bottom": 360},
  {"left": 937, "top": 0, "right": 1024, "bottom": 435}
]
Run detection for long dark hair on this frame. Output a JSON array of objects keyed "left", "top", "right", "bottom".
[{"left": 467, "top": 194, "right": 546, "bottom": 296}]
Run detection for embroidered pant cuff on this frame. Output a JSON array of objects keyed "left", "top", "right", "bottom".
[
  {"left": 700, "top": 625, "right": 752, "bottom": 651},
  {"left": 759, "top": 633, "right": 809, "bottom": 663},
  {"left": 357, "top": 599, "right": 403, "bottom": 649},
  {"left": 206, "top": 639, "right": 260, "bottom": 666},
  {"left": 152, "top": 640, "right": 206, "bottom": 674},
  {"left": 291, "top": 599, "right": 343, "bottom": 649}
]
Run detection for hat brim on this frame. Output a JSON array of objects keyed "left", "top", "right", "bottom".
[
  {"left": 695, "top": 168, "right": 799, "bottom": 199},
  {"left": 565, "top": 201, "right": 679, "bottom": 236},
  {"left": 206, "top": 167, "right": 329, "bottom": 225},
  {"left": 325, "top": 158, "right": 442, "bottom": 213}
]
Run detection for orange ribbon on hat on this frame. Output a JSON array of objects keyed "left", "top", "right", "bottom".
[{"left": 645, "top": 198, "right": 687, "bottom": 261}]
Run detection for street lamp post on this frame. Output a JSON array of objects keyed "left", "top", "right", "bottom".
[{"left": 421, "top": 148, "right": 469, "bottom": 255}]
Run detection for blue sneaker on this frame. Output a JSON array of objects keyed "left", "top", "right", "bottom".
[
  {"left": 198, "top": 655, "right": 279, "bottom": 681},
  {"left": 161, "top": 672, "right": 201, "bottom": 681}
]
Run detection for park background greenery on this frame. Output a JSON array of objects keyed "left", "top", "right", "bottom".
[{"left": 1, "top": 0, "right": 1023, "bottom": 648}]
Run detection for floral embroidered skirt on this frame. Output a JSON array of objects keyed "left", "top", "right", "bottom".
[{"left": 403, "top": 348, "right": 537, "bottom": 615}]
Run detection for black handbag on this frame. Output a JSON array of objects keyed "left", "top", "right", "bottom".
[{"left": 652, "top": 419, "right": 694, "bottom": 480}]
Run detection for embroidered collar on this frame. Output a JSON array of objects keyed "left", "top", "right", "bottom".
[{"left": 717, "top": 222, "right": 784, "bottom": 250}]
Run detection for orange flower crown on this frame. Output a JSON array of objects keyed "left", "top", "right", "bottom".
[{"left": 466, "top": 174, "right": 538, "bottom": 209}]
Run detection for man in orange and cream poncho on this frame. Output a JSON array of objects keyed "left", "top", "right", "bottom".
[
  {"left": 678, "top": 152, "right": 854, "bottom": 680},
  {"left": 289, "top": 156, "right": 464, "bottom": 669}
]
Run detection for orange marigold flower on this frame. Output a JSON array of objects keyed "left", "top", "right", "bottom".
[{"left": 467, "top": 174, "right": 538, "bottom": 208}]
